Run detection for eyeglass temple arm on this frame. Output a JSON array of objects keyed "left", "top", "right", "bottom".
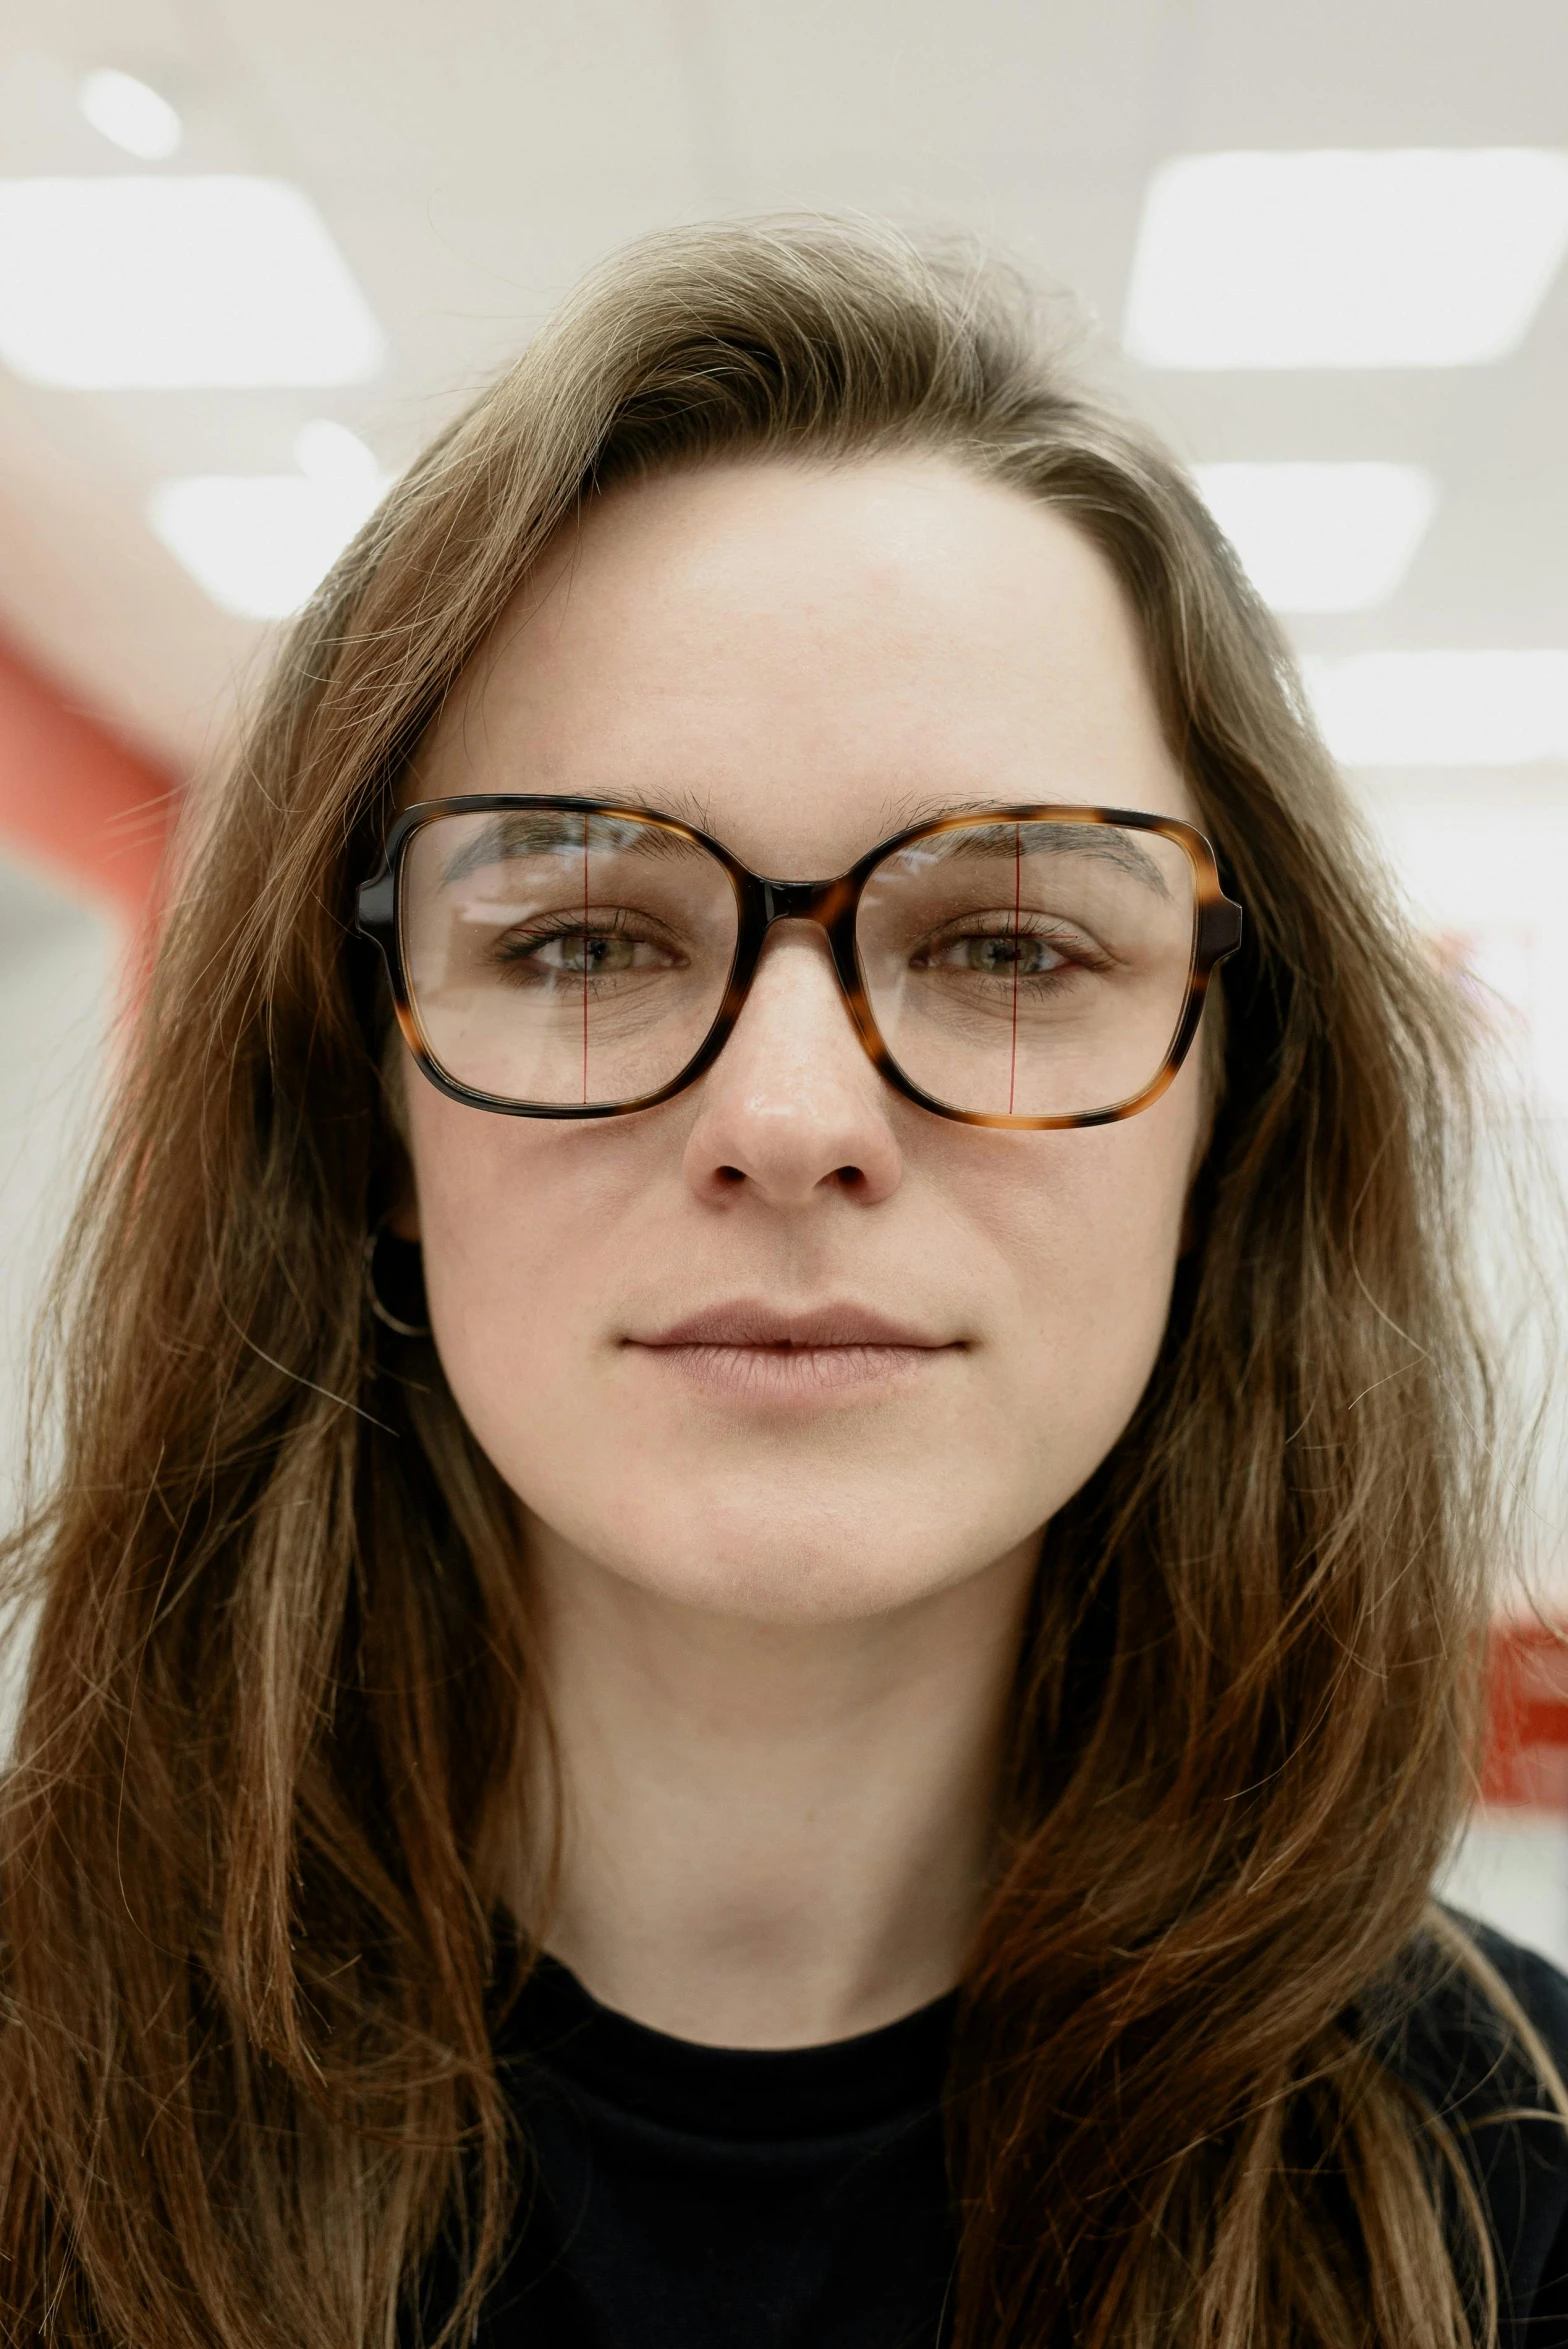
[
  {"left": 356, "top": 870, "right": 396, "bottom": 935},
  {"left": 1198, "top": 897, "right": 1244, "bottom": 963}
]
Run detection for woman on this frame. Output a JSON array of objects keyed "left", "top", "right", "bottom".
[{"left": 1, "top": 216, "right": 1564, "bottom": 2348}]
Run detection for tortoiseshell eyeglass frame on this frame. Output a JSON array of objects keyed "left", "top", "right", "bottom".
[{"left": 356, "top": 795, "right": 1244, "bottom": 1131}]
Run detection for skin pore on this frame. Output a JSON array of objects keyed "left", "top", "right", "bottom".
[{"left": 400, "top": 454, "right": 1209, "bottom": 2047}]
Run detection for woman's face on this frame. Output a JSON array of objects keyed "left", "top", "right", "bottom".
[{"left": 402, "top": 455, "right": 1208, "bottom": 1624}]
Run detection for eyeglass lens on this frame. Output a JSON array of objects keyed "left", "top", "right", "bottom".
[
  {"left": 399, "top": 808, "right": 1199, "bottom": 1119},
  {"left": 857, "top": 820, "right": 1195, "bottom": 1118}
]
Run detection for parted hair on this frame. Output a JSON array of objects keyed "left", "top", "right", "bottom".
[{"left": 0, "top": 215, "right": 1549, "bottom": 2347}]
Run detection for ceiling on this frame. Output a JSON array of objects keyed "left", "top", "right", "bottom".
[{"left": 0, "top": 0, "right": 1564, "bottom": 786}]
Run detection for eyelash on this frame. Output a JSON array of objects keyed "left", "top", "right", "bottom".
[
  {"left": 491, "top": 909, "right": 682, "bottom": 977},
  {"left": 912, "top": 914, "right": 1112, "bottom": 973}
]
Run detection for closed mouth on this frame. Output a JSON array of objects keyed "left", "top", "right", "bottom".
[
  {"left": 629, "top": 1301, "right": 956, "bottom": 1351},
  {"left": 623, "top": 1301, "right": 964, "bottom": 1404}
]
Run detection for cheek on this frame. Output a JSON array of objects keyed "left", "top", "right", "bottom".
[
  {"left": 402, "top": 1079, "right": 619, "bottom": 1435},
  {"left": 964, "top": 1067, "right": 1201, "bottom": 1452}
]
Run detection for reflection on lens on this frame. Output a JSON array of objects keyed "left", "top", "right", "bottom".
[
  {"left": 857, "top": 819, "right": 1196, "bottom": 1119},
  {"left": 401, "top": 809, "right": 739, "bottom": 1106}
]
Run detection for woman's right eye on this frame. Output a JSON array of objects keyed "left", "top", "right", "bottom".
[{"left": 494, "top": 924, "right": 677, "bottom": 979}]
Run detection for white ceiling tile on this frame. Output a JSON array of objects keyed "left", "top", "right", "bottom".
[
  {"left": 1180, "top": 0, "right": 1568, "bottom": 148},
  {"left": 705, "top": 0, "right": 1171, "bottom": 180}
]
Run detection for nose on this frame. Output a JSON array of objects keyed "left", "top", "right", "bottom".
[{"left": 681, "top": 925, "right": 904, "bottom": 1209}]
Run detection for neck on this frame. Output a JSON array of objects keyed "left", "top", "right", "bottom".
[{"left": 497, "top": 1535, "right": 1036, "bottom": 2050}]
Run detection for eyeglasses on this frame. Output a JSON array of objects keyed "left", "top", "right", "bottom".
[{"left": 356, "top": 797, "right": 1243, "bottom": 1130}]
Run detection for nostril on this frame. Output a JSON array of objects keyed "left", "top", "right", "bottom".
[
  {"left": 716, "top": 1164, "right": 746, "bottom": 1187},
  {"left": 834, "top": 1165, "right": 865, "bottom": 1190}
]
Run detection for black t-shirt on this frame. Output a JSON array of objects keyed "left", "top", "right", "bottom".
[{"left": 430, "top": 1919, "right": 1568, "bottom": 2347}]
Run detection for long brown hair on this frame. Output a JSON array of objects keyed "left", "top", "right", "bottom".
[{"left": 0, "top": 216, "right": 1546, "bottom": 2347}]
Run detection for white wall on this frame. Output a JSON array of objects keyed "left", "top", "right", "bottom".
[{"left": 0, "top": 854, "right": 115, "bottom": 1534}]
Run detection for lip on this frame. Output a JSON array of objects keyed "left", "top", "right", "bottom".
[
  {"left": 635, "top": 1301, "right": 950, "bottom": 1349},
  {"left": 624, "top": 1299, "right": 963, "bottom": 1405}
]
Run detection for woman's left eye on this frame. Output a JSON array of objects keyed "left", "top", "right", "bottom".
[
  {"left": 544, "top": 932, "right": 645, "bottom": 974},
  {"left": 923, "top": 932, "right": 1069, "bottom": 977}
]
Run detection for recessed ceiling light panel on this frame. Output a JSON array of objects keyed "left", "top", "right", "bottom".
[
  {"left": 1195, "top": 462, "right": 1436, "bottom": 612},
  {"left": 79, "top": 68, "right": 182, "bottom": 161},
  {"left": 0, "top": 177, "right": 385, "bottom": 388},
  {"left": 1126, "top": 149, "right": 1568, "bottom": 368},
  {"left": 149, "top": 445, "right": 389, "bottom": 620},
  {"left": 293, "top": 417, "right": 384, "bottom": 493},
  {"left": 1303, "top": 651, "right": 1568, "bottom": 766}
]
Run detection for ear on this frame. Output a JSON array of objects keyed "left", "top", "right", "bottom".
[
  {"left": 376, "top": 1018, "right": 421, "bottom": 1241},
  {"left": 1178, "top": 1183, "right": 1205, "bottom": 1259},
  {"left": 1178, "top": 986, "right": 1227, "bottom": 1257},
  {"left": 387, "top": 1194, "right": 421, "bottom": 1243}
]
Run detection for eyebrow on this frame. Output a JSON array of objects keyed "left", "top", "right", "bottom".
[
  {"left": 900, "top": 815, "right": 1173, "bottom": 897},
  {"left": 430, "top": 795, "right": 1174, "bottom": 899},
  {"left": 438, "top": 809, "right": 693, "bottom": 886}
]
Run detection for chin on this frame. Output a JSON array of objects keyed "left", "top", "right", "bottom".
[
  {"left": 613, "top": 1547, "right": 947, "bottom": 1626},
  {"left": 528, "top": 1468, "right": 1034, "bottom": 1626}
]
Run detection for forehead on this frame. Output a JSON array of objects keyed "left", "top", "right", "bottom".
[{"left": 413, "top": 453, "right": 1195, "bottom": 873}]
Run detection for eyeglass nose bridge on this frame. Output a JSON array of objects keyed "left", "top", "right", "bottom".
[
  {"left": 757, "top": 875, "right": 852, "bottom": 928},
  {"left": 736, "top": 872, "right": 880, "bottom": 1074}
]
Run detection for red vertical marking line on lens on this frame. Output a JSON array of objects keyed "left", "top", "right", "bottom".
[
  {"left": 1008, "top": 821, "right": 1021, "bottom": 1114},
  {"left": 581, "top": 812, "right": 590, "bottom": 1105}
]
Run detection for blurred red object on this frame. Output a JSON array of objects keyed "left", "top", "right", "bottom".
[
  {"left": 1482, "top": 1618, "right": 1568, "bottom": 1809},
  {"left": 0, "top": 636, "right": 177, "bottom": 922}
]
